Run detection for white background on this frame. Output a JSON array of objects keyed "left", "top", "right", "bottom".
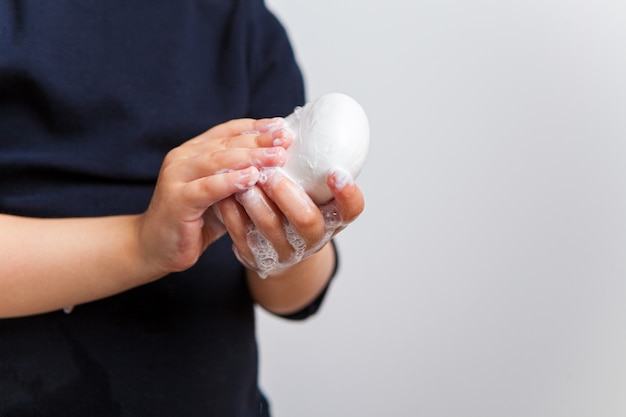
[{"left": 258, "top": 1, "right": 626, "bottom": 416}]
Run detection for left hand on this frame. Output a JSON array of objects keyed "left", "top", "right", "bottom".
[{"left": 216, "top": 167, "right": 365, "bottom": 277}]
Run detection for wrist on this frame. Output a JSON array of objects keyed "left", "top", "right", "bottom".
[
  {"left": 247, "top": 242, "right": 336, "bottom": 315},
  {"left": 131, "top": 214, "right": 174, "bottom": 282}
]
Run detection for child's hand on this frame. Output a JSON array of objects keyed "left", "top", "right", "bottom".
[
  {"left": 216, "top": 167, "right": 365, "bottom": 278},
  {"left": 137, "top": 118, "right": 293, "bottom": 275}
]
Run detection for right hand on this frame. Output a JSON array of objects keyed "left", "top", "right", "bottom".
[{"left": 137, "top": 117, "right": 293, "bottom": 276}]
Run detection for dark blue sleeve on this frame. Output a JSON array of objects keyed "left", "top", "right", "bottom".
[{"left": 245, "top": 1, "right": 306, "bottom": 118}]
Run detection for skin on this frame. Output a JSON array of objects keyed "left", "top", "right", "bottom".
[
  {"left": 0, "top": 117, "right": 364, "bottom": 318},
  {"left": 218, "top": 167, "right": 364, "bottom": 314}
]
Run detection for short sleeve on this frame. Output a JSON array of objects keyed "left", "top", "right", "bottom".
[{"left": 245, "top": 1, "right": 306, "bottom": 119}]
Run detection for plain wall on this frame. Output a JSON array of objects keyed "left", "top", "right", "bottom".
[{"left": 258, "top": 1, "right": 626, "bottom": 416}]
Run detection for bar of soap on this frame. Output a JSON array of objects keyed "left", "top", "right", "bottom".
[{"left": 282, "top": 93, "right": 370, "bottom": 204}]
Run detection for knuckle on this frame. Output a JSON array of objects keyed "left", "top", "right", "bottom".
[
  {"left": 290, "top": 206, "right": 320, "bottom": 231},
  {"left": 163, "top": 146, "right": 187, "bottom": 165}
]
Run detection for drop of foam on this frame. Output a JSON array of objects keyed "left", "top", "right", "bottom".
[{"left": 282, "top": 93, "right": 370, "bottom": 204}]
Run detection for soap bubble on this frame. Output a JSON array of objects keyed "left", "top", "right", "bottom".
[
  {"left": 245, "top": 224, "right": 280, "bottom": 278},
  {"left": 245, "top": 200, "right": 346, "bottom": 278}
]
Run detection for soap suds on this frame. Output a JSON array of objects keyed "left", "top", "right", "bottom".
[
  {"left": 246, "top": 200, "right": 346, "bottom": 278},
  {"left": 242, "top": 93, "right": 368, "bottom": 276}
]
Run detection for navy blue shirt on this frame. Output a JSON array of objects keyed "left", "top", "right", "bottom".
[{"left": 0, "top": 1, "right": 327, "bottom": 416}]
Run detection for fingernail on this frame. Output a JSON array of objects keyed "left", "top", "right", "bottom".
[
  {"left": 263, "top": 147, "right": 285, "bottom": 158},
  {"left": 235, "top": 167, "right": 259, "bottom": 190},
  {"left": 271, "top": 127, "right": 293, "bottom": 147},
  {"left": 330, "top": 168, "right": 354, "bottom": 191}
]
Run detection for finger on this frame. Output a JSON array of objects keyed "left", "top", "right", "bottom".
[
  {"left": 180, "top": 146, "right": 288, "bottom": 181},
  {"left": 235, "top": 187, "right": 295, "bottom": 258},
  {"left": 257, "top": 169, "right": 327, "bottom": 243},
  {"left": 222, "top": 126, "right": 293, "bottom": 152},
  {"left": 192, "top": 118, "right": 291, "bottom": 148},
  {"left": 181, "top": 167, "right": 260, "bottom": 213},
  {"left": 216, "top": 197, "right": 256, "bottom": 267},
  {"left": 326, "top": 168, "right": 365, "bottom": 223}
]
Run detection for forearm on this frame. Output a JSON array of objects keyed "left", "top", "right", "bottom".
[
  {"left": 247, "top": 241, "right": 336, "bottom": 315},
  {"left": 0, "top": 214, "right": 162, "bottom": 318},
  {"left": 0, "top": 119, "right": 297, "bottom": 319}
]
